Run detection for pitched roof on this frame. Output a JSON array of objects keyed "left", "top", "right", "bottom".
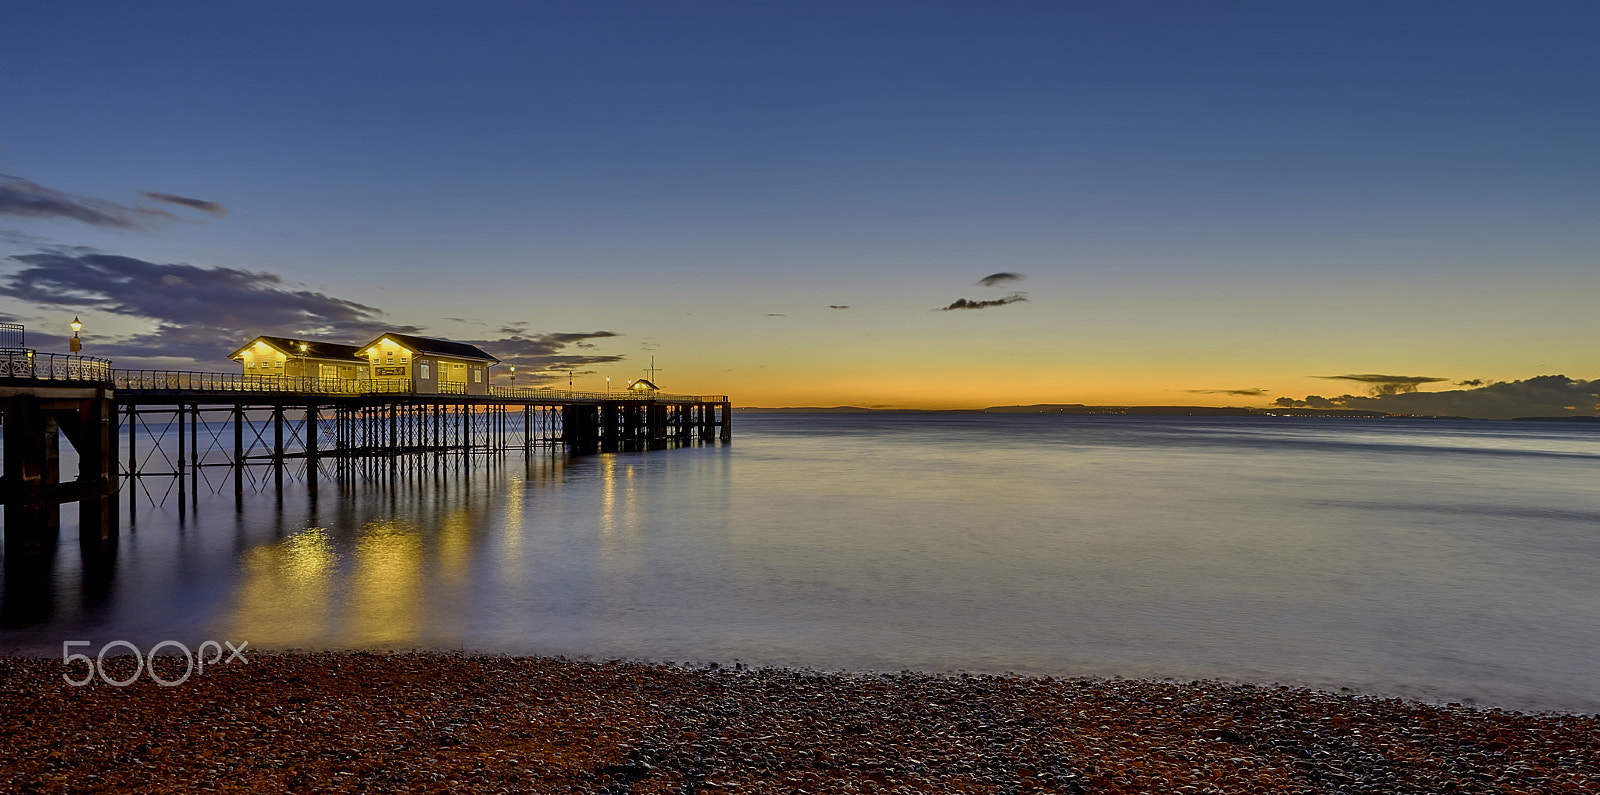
[
  {"left": 628, "top": 379, "right": 661, "bottom": 390},
  {"left": 229, "top": 335, "right": 366, "bottom": 362},
  {"left": 363, "top": 333, "right": 498, "bottom": 362}
]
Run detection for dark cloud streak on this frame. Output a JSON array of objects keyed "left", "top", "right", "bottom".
[
  {"left": 139, "top": 191, "right": 228, "bottom": 217},
  {"left": 939, "top": 292, "right": 1027, "bottom": 311},
  {"left": 0, "top": 174, "right": 180, "bottom": 229},
  {"left": 977, "top": 272, "right": 1024, "bottom": 287},
  {"left": 1187, "top": 388, "right": 1268, "bottom": 397},
  {"left": 1315, "top": 373, "right": 1448, "bottom": 396}
]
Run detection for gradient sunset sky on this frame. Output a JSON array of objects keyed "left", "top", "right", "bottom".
[{"left": 2, "top": 2, "right": 1597, "bottom": 409}]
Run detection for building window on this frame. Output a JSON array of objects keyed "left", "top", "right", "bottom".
[
  {"left": 473, "top": 368, "right": 481, "bottom": 383},
  {"left": 420, "top": 362, "right": 430, "bottom": 379},
  {"left": 275, "top": 361, "right": 283, "bottom": 368}
]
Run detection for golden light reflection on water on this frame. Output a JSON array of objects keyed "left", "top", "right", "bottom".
[
  {"left": 497, "top": 477, "right": 526, "bottom": 582},
  {"left": 225, "top": 527, "right": 338, "bottom": 646},
  {"left": 599, "top": 457, "right": 643, "bottom": 576},
  {"left": 436, "top": 511, "right": 473, "bottom": 587},
  {"left": 348, "top": 520, "right": 425, "bottom": 646}
]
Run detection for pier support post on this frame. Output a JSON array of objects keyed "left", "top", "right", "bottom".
[
  {"left": 273, "top": 404, "right": 284, "bottom": 489},
  {"left": 562, "top": 404, "right": 599, "bottom": 454},
  {"left": 2, "top": 396, "right": 61, "bottom": 542},
  {"left": 72, "top": 393, "right": 119, "bottom": 542}
]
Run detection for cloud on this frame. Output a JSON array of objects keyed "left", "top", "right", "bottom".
[
  {"left": 457, "top": 331, "right": 625, "bottom": 383},
  {"left": 1314, "top": 373, "right": 1449, "bottom": 396},
  {"left": 0, "top": 249, "right": 637, "bottom": 378},
  {"left": 828, "top": 305, "right": 850, "bottom": 310},
  {"left": 1455, "top": 379, "right": 1485, "bottom": 387},
  {"left": 766, "top": 313, "right": 786, "bottom": 317},
  {"left": 977, "top": 272, "right": 1025, "bottom": 287},
  {"left": 938, "top": 292, "right": 1027, "bottom": 311},
  {"left": 0, "top": 251, "right": 414, "bottom": 363},
  {"left": 1186, "top": 388, "right": 1269, "bottom": 397},
  {"left": 0, "top": 174, "right": 182, "bottom": 230},
  {"left": 0, "top": 249, "right": 639, "bottom": 378},
  {"left": 1274, "top": 375, "right": 1600, "bottom": 419},
  {"left": 1273, "top": 395, "right": 1338, "bottom": 409},
  {"left": 139, "top": 191, "right": 228, "bottom": 218}
]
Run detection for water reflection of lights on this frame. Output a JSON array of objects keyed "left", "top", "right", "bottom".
[
  {"left": 599, "top": 457, "right": 642, "bottom": 576},
  {"left": 497, "top": 477, "right": 526, "bottom": 582},
  {"left": 227, "top": 527, "right": 338, "bottom": 646},
  {"left": 349, "top": 520, "right": 424, "bottom": 646}
]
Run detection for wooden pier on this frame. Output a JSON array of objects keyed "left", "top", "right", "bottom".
[{"left": 3, "top": 357, "right": 730, "bottom": 550}]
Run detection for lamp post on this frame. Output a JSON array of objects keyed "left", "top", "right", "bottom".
[
  {"left": 606, "top": 376, "right": 610, "bottom": 395},
  {"left": 69, "top": 316, "right": 82, "bottom": 353},
  {"left": 509, "top": 365, "right": 516, "bottom": 387}
]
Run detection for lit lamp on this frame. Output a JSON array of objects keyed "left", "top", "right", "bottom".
[
  {"left": 509, "top": 365, "right": 516, "bottom": 385},
  {"left": 298, "top": 342, "right": 308, "bottom": 381},
  {"left": 606, "top": 376, "right": 610, "bottom": 395},
  {"left": 69, "top": 316, "right": 82, "bottom": 352}
]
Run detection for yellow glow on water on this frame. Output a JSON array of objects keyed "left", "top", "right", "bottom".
[
  {"left": 435, "top": 511, "right": 473, "bottom": 586},
  {"left": 226, "top": 526, "right": 338, "bottom": 646},
  {"left": 600, "top": 456, "right": 617, "bottom": 535},
  {"left": 598, "top": 457, "right": 642, "bottom": 576},
  {"left": 348, "top": 520, "right": 424, "bottom": 646},
  {"left": 496, "top": 477, "right": 526, "bottom": 582}
]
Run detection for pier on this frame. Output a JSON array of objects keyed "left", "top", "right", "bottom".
[{"left": 1, "top": 329, "right": 730, "bottom": 550}]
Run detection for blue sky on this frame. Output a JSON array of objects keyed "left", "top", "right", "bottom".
[{"left": 3, "top": 1, "right": 1598, "bottom": 412}]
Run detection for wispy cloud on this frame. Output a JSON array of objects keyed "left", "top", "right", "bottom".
[
  {"left": 0, "top": 174, "right": 187, "bottom": 230},
  {"left": 1185, "top": 387, "right": 1269, "bottom": 397},
  {"left": 766, "top": 313, "right": 786, "bottom": 317},
  {"left": 828, "top": 305, "right": 850, "bottom": 310},
  {"left": 976, "top": 272, "right": 1025, "bottom": 287},
  {"left": 458, "top": 331, "right": 624, "bottom": 382},
  {"left": 1314, "top": 373, "right": 1449, "bottom": 396},
  {"left": 938, "top": 292, "right": 1027, "bottom": 311},
  {"left": 139, "top": 191, "right": 228, "bottom": 218}
]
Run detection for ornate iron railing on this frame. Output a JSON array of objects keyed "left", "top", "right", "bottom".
[
  {"left": 0, "top": 350, "right": 114, "bottom": 383},
  {"left": 114, "top": 370, "right": 413, "bottom": 394}
]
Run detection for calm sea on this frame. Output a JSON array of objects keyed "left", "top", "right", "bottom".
[{"left": 4, "top": 413, "right": 1599, "bottom": 713}]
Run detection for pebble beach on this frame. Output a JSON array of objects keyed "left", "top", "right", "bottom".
[{"left": 2, "top": 652, "right": 1596, "bottom": 793}]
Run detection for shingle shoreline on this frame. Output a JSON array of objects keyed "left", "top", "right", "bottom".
[{"left": 2, "top": 651, "right": 1596, "bottom": 793}]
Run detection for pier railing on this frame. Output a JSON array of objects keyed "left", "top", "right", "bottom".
[
  {"left": 0, "top": 350, "right": 114, "bottom": 383},
  {"left": 114, "top": 370, "right": 413, "bottom": 394},
  {"left": 488, "top": 384, "right": 728, "bottom": 403},
  {"left": 110, "top": 368, "right": 727, "bottom": 403}
]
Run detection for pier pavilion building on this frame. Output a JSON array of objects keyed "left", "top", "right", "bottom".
[
  {"left": 230, "top": 336, "right": 368, "bottom": 381},
  {"left": 354, "top": 333, "right": 498, "bottom": 396}
]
